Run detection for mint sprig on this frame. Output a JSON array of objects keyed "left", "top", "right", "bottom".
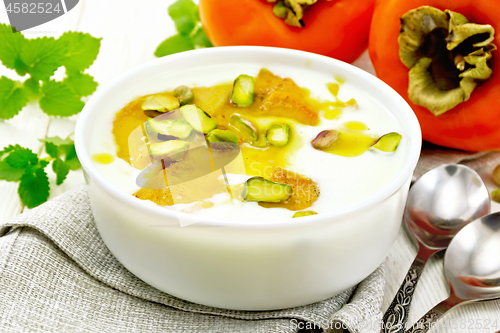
[
  {"left": 0, "top": 76, "right": 29, "bottom": 119},
  {"left": 154, "top": 0, "right": 213, "bottom": 57},
  {"left": 0, "top": 136, "right": 81, "bottom": 208},
  {"left": 0, "top": 24, "right": 101, "bottom": 120}
]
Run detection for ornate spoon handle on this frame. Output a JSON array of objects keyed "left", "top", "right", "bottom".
[
  {"left": 405, "top": 293, "right": 465, "bottom": 333},
  {"left": 382, "top": 246, "right": 438, "bottom": 333}
]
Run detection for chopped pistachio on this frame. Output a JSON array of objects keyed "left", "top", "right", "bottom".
[
  {"left": 231, "top": 74, "right": 255, "bottom": 107},
  {"left": 206, "top": 129, "right": 239, "bottom": 145},
  {"left": 293, "top": 211, "right": 317, "bottom": 218},
  {"left": 371, "top": 132, "right": 402, "bottom": 152},
  {"left": 399, "top": 6, "right": 496, "bottom": 116},
  {"left": 143, "top": 110, "right": 164, "bottom": 118},
  {"left": 242, "top": 177, "right": 293, "bottom": 202},
  {"left": 266, "top": 124, "right": 290, "bottom": 146},
  {"left": 209, "top": 142, "right": 239, "bottom": 151},
  {"left": 493, "top": 164, "right": 500, "bottom": 186},
  {"left": 492, "top": 189, "right": 500, "bottom": 203},
  {"left": 174, "top": 85, "right": 194, "bottom": 106},
  {"left": 230, "top": 115, "right": 258, "bottom": 142},
  {"left": 145, "top": 119, "right": 192, "bottom": 140},
  {"left": 141, "top": 93, "right": 180, "bottom": 112},
  {"left": 180, "top": 105, "right": 217, "bottom": 134},
  {"left": 311, "top": 130, "right": 339, "bottom": 150},
  {"left": 148, "top": 140, "right": 189, "bottom": 162}
]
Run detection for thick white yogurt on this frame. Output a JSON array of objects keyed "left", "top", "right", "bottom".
[{"left": 92, "top": 64, "right": 406, "bottom": 222}]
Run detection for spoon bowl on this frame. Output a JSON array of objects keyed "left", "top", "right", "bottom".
[
  {"left": 406, "top": 212, "right": 500, "bottom": 333},
  {"left": 405, "top": 164, "right": 491, "bottom": 249},
  {"left": 446, "top": 211, "right": 500, "bottom": 301},
  {"left": 382, "top": 164, "right": 490, "bottom": 332}
]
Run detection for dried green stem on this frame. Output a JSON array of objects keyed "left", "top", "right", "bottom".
[{"left": 399, "top": 6, "right": 496, "bottom": 116}]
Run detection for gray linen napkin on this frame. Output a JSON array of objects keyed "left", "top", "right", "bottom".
[{"left": 0, "top": 185, "right": 385, "bottom": 333}]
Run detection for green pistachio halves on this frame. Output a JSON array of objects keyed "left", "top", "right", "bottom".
[
  {"left": 242, "top": 177, "right": 293, "bottom": 203},
  {"left": 311, "top": 130, "right": 338, "bottom": 150},
  {"left": 371, "top": 132, "right": 402, "bottom": 152},
  {"left": 174, "top": 85, "right": 194, "bottom": 106},
  {"left": 293, "top": 211, "right": 317, "bottom": 218},
  {"left": 141, "top": 93, "right": 179, "bottom": 113},
  {"left": 230, "top": 115, "right": 258, "bottom": 142}
]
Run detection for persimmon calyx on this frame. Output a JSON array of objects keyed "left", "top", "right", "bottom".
[
  {"left": 398, "top": 6, "right": 496, "bottom": 116},
  {"left": 268, "top": 0, "right": 319, "bottom": 27}
]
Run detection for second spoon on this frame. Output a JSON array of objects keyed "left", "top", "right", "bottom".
[{"left": 382, "top": 164, "right": 490, "bottom": 333}]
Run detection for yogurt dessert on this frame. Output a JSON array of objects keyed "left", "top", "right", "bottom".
[
  {"left": 93, "top": 67, "right": 406, "bottom": 222},
  {"left": 76, "top": 48, "right": 421, "bottom": 310}
]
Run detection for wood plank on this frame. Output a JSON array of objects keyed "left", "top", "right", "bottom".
[
  {"left": 0, "top": 3, "right": 82, "bottom": 222},
  {"left": 2, "top": 1, "right": 500, "bottom": 329}
]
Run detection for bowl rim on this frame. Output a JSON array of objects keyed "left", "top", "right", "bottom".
[{"left": 75, "top": 45, "right": 422, "bottom": 229}]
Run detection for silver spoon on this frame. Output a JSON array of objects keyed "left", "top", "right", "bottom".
[
  {"left": 405, "top": 211, "right": 500, "bottom": 333},
  {"left": 382, "top": 164, "right": 491, "bottom": 333}
]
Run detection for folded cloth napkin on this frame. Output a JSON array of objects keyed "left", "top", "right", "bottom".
[
  {"left": 0, "top": 185, "right": 385, "bottom": 333},
  {"left": 1, "top": 144, "right": 499, "bottom": 333}
]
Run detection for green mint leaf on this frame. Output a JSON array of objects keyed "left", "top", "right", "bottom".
[
  {"left": 0, "top": 145, "right": 17, "bottom": 158},
  {"left": 39, "top": 135, "right": 73, "bottom": 159},
  {"left": 18, "top": 166, "right": 50, "bottom": 208},
  {"left": 0, "top": 24, "right": 29, "bottom": 75},
  {"left": 58, "top": 32, "right": 101, "bottom": 72},
  {"left": 3, "top": 146, "right": 38, "bottom": 168},
  {"left": 64, "top": 145, "right": 81, "bottom": 170},
  {"left": 20, "top": 37, "right": 66, "bottom": 81},
  {"left": 155, "top": 34, "right": 195, "bottom": 57},
  {"left": 52, "top": 158, "right": 70, "bottom": 185},
  {"left": 168, "top": 0, "right": 198, "bottom": 22},
  {"left": 39, "top": 80, "right": 84, "bottom": 116},
  {"left": 0, "top": 145, "right": 39, "bottom": 181},
  {"left": 192, "top": 27, "right": 213, "bottom": 48},
  {"left": 43, "top": 142, "right": 59, "bottom": 158},
  {"left": 156, "top": 0, "right": 212, "bottom": 57},
  {"left": 0, "top": 161, "right": 25, "bottom": 181},
  {"left": 39, "top": 136, "right": 80, "bottom": 170},
  {"left": 24, "top": 77, "right": 41, "bottom": 98},
  {"left": 0, "top": 76, "right": 29, "bottom": 120},
  {"left": 39, "top": 135, "right": 73, "bottom": 147},
  {"left": 64, "top": 71, "right": 98, "bottom": 97},
  {"left": 0, "top": 145, "right": 21, "bottom": 161},
  {"left": 38, "top": 159, "right": 50, "bottom": 169},
  {"left": 173, "top": 16, "right": 196, "bottom": 35},
  {"left": 168, "top": 0, "right": 199, "bottom": 35}
]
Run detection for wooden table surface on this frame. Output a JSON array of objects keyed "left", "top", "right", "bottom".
[{"left": 1, "top": 1, "right": 499, "bottom": 332}]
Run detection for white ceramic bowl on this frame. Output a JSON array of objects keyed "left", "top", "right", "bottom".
[{"left": 75, "top": 46, "right": 421, "bottom": 310}]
